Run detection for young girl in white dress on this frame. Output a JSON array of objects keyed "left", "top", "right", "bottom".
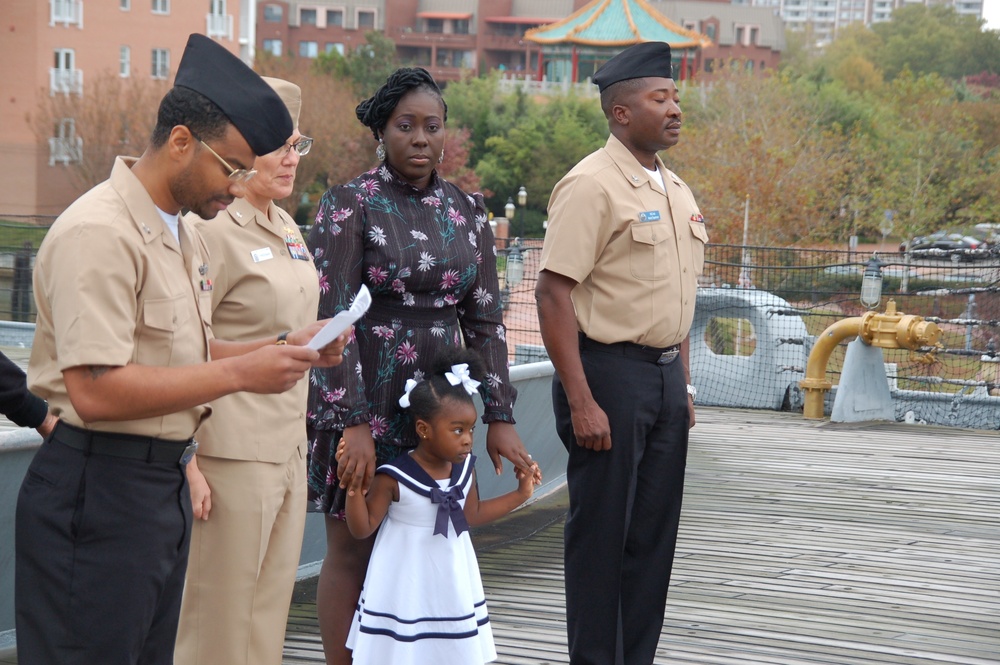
[{"left": 342, "top": 349, "right": 541, "bottom": 665}]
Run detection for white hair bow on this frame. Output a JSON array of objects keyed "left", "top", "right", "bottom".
[
  {"left": 398, "top": 378, "right": 420, "bottom": 408},
  {"left": 446, "top": 363, "right": 481, "bottom": 396}
]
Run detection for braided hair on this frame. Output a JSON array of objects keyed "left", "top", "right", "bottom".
[
  {"left": 355, "top": 67, "right": 448, "bottom": 141},
  {"left": 402, "top": 348, "right": 485, "bottom": 424}
]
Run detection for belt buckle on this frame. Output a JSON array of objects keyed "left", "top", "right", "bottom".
[
  {"left": 657, "top": 349, "right": 679, "bottom": 365},
  {"left": 180, "top": 441, "right": 199, "bottom": 465}
]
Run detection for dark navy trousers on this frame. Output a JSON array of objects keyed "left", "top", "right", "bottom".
[
  {"left": 15, "top": 433, "right": 192, "bottom": 665},
  {"left": 553, "top": 343, "right": 690, "bottom": 665}
]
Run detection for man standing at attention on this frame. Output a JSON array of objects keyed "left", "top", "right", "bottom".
[
  {"left": 16, "top": 34, "right": 345, "bottom": 665},
  {"left": 535, "top": 41, "right": 709, "bottom": 665}
]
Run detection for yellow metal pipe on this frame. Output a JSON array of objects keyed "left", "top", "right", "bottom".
[
  {"left": 800, "top": 300, "right": 941, "bottom": 420},
  {"left": 801, "top": 317, "right": 864, "bottom": 419}
]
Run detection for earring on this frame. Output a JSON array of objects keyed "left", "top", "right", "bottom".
[
  {"left": 438, "top": 149, "right": 445, "bottom": 164},
  {"left": 375, "top": 139, "right": 386, "bottom": 162}
]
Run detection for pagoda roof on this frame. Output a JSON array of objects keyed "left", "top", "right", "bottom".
[{"left": 524, "top": 0, "right": 711, "bottom": 49}]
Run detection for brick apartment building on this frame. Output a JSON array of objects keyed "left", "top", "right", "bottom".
[
  {"left": 1, "top": 0, "right": 243, "bottom": 217},
  {"left": 2, "top": 0, "right": 782, "bottom": 218},
  {"left": 254, "top": 0, "right": 591, "bottom": 83}
]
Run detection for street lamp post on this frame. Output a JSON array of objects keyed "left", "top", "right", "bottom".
[
  {"left": 517, "top": 185, "right": 527, "bottom": 238},
  {"left": 505, "top": 197, "right": 516, "bottom": 240},
  {"left": 860, "top": 254, "right": 884, "bottom": 310},
  {"left": 502, "top": 195, "right": 522, "bottom": 311}
]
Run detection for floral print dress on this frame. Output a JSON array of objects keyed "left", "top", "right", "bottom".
[{"left": 306, "top": 163, "right": 516, "bottom": 516}]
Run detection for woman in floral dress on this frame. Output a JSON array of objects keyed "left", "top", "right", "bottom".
[{"left": 305, "top": 67, "right": 533, "bottom": 665}]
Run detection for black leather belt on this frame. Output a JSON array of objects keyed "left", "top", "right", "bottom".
[
  {"left": 53, "top": 421, "right": 198, "bottom": 464},
  {"left": 579, "top": 334, "right": 681, "bottom": 365}
]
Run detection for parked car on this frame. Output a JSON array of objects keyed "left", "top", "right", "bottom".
[{"left": 899, "top": 232, "right": 987, "bottom": 263}]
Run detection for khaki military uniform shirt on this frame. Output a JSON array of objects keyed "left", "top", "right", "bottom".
[
  {"left": 539, "top": 134, "right": 709, "bottom": 348},
  {"left": 191, "top": 197, "right": 320, "bottom": 462},
  {"left": 28, "top": 157, "right": 213, "bottom": 440}
]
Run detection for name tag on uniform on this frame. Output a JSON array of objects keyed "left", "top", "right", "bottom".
[
  {"left": 639, "top": 210, "right": 661, "bottom": 223},
  {"left": 251, "top": 247, "right": 274, "bottom": 263}
]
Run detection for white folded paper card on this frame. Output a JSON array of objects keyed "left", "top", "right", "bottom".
[{"left": 307, "top": 284, "right": 371, "bottom": 351}]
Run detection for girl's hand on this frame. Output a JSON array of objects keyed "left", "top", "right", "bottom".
[
  {"left": 485, "top": 421, "right": 533, "bottom": 476},
  {"left": 514, "top": 462, "right": 542, "bottom": 498},
  {"left": 337, "top": 424, "right": 376, "bottom": 497}
]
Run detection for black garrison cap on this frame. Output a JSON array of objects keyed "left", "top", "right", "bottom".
[
  {"left": 174, "top": 34, "right": 292, "bottom": 155},
  {"left": 592, "top": 41, "right": 673, "bottom": 93}
]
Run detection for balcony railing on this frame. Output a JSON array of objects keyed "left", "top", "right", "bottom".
[
  {"left": 50, "top": 0, "right": 83, "bottom": 27},
  {"left": 206, "top": 13, "right": 234, "bottom": 40},
  {"left": 480, "top": 33, "right": 531, "bottom": 51},
  {"left": 497, "top": 75, "right": 598, "bottom": 98},
  {"left": 50, "top": 68, "right": 84, "bottom": 95},
  {"left": 389, "top": 27, "right": 476, "bottom": 47},
  {"left": 48, "top": 136, "right": 83, "bottom": 166}
]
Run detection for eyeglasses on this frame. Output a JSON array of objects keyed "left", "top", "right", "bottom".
[
  {"left": 197, "top": 139, "right": 257, "bottom": 185},
  {"left": 275, "top": 136, "right": 313, "bottom": 157}
]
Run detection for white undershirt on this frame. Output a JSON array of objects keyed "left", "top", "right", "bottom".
[
  {"left": 155, "top": 206, "right": 180, "bottom": 243},
  {"left": 645, "top": 165, "right": 665, "bottom": 192}
]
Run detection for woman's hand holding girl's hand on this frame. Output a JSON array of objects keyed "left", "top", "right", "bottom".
[
  {"left": 336, "top": 424, "right": 376, "bottom": 497},
  {"left": 485, "top": 421, "right": 534, "bottom": 475}
]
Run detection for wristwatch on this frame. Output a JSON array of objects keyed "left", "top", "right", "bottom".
[{"left": 686, "top": 384, "right": 697, "bottom": 399}]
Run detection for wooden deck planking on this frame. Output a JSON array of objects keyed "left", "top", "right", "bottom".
[{"left": 278, "top": 408, "right": 999, "bottom": 664}]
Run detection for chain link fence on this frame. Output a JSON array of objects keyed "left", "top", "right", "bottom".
[
  {"left": 4, "top": 217, "right": 998, "bottom": 428},
  {"left": 496, "top": 239, "right": 1000, "bottom": 429}
]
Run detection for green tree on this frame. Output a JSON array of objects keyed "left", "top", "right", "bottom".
[
  {"left": 669, "top": 69, "right": 853, "bottom": 246},
  {"left": 855, "top": 71, "right": 1000, "bottom": 243},
  {"left": 873, "top": 5, "right": 1000, "bottom": 81},
  {"left": 444, "top": 75, "right": 535, "bottom": 166},
  {"left": 475, "top": 94, "right": 606, "bottom": 233},
  {"left": 313, "top": 32, "right": 400, "bottom": 96}
]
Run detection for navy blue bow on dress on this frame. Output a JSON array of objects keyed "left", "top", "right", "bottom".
[{"left": 430, "top": 486, "right": 469, "bottom": 537}]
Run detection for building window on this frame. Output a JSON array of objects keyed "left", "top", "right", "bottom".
[
  {"left": 152, "top": 0, "right": 169, "bottom": 14},
  {"left": 120, "top": 0, "right": 130, "bottom": 9},
  {"left": 50, "top": 48, "right": 83, "bottom": 95},
  {"left": 263, "top": 4, "right": 282, "bottom": 22},
  {"left": 425, "top": 18, "right": 444, "bottom": 33},
  {"left": 299, "top": 41, "right": 319, "bottom": 58},
  {"left": 454, "top": 19, "right": 469, "bottom": 34},
  {"left": 327, "top": 9, "right": 343, "bottom": 27},
  {"left": 735, "top": 26, "right": 744, "bottom": 44},
  {"left": 357, "top": 9, "right": 375, "bottom": 30},
  {"left": 704, "top": 58, "right": 714, "bottom": 73},
  {"left": 705, "top": 24, "right": 717, "bottom": 40},
  {"left": 207, "top": 0, "right": 231, "bottom": 38},
  {"left": 434, "top": 49, "right": 474, "bottom": 69},
  {"left": 152, "top": 48, "right": 170, "bottom": 79},
  {"left": 750, "top": 27, "right": 759, "bottom": 45},
  {"left": 49, "top": 118, "right": 83, "bottom": 166},
  {"left": 54, "top": 48, "right": 74, "bottom": 73},
  {"left": 51, "top": 0, "right": 84, "bottom": 26},
  {"left": 300, "top": 8, "right": 317, "bottom": 25},
  {"left": 263, "top": 39, "right": 282, "bottom": 56},
  {"left": 326, "top": 42, "right": 345, "bottom": 55},
  {"left": 120, "top": 46, "right": 131, "bottom": 77}
]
